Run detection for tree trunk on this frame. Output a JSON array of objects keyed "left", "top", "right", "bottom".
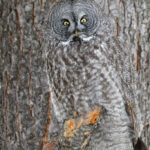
[{"left": 0, "top": 0, "right": 149, "bottom": 149}]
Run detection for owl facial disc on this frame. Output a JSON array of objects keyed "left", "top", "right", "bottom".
[{"left": 50, "top": 0, "right": 100, "bottom": 44}]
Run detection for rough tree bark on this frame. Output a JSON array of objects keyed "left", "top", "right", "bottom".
[{"left": 0, "top": 0, "right": 149, "bottom": 150}]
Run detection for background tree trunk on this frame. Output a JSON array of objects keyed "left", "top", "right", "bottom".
[{"left": 0, "top": 0, "right": 149, "bottom": 149}]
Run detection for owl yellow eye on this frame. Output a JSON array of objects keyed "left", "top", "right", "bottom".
[
  {"left": 63, "top": 20, "right": 70, "bottom": 26},
  {"left": 81, "top": 17, "right": 87, "bottom": 23}
]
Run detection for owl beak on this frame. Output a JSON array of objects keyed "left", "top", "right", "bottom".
[
  {"left": 73, "top": 29, "right": 81, "bottom": 42},
  {"left": 74, "top": 30, "right": 78, "bottom": 36}
]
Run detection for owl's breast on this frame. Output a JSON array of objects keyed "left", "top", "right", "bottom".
[
  {"left": 51, "top": 44, "right": 102, "bottom": 84},
  {"left": 47, "top": 44, "right": 105, "bottom": 114},
  {"left": 47, "top": 41, "right": 126, "bottom": 116}
]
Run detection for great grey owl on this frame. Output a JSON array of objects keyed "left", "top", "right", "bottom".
[{"left": 43, "top": 0, "right": 145, "bottom": 149}]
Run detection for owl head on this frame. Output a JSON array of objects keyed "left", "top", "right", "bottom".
[{"left": 49, "top": 0, "right": 100, "bottom": 44}]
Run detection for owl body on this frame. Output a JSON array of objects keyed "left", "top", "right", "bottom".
[
  {"left": 45, "top": 0, "right": 142, "bottom": 149},
  {"left": 47, "top": 36, "right": 134, "bottom": 149}
]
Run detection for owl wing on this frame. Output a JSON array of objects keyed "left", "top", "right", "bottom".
[{"left": 102, "top": 36, "right": 144, "bottom": 146}]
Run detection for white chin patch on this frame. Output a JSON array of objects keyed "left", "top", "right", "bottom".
[
  {"left": 81, "top": 35, "right": 94, "bottom": 42},
  {"left": 61, "top": 40, "right": 71, "bottom": 46},
  {"left": 60, "top": 35, "right": 94, "bottom": 46},
  {"left": 60, "top": 35, "right": 73, "bottom": 46}
]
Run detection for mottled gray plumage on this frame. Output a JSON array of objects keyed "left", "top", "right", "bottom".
[{"left": 44, "top": 0, "right": 143, "bottom": 149}]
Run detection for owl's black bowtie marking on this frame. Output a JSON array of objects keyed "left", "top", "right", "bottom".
[{"left": 72, "top": 36, "right": 81, "bottom": 42}]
